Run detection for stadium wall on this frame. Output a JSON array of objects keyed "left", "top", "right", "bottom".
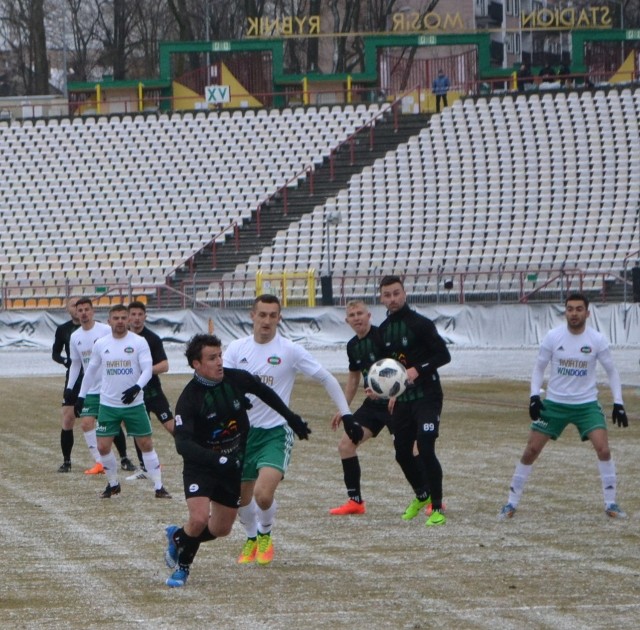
[{"left": 0, "top": 304, "right": 638, "bottom": 350}]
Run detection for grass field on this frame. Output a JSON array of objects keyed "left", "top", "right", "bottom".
[{"left": 1, "top": 374, "right": 639, "bottom": 630}]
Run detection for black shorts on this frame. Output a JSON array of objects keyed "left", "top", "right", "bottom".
[
  {"left": 144, "top": 390, "right": 174, "bottom": 424},
  {"left": 353, "top": 398, "right": 393, "bottom": 438},
  {"left": 182, "top": 463, "right": 241, "bottom": 508},
  {"left": 393, "top": 395, "right": 443, "bottom": 441}
]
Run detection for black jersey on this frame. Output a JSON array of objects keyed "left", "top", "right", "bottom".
[
  {"left": 379, "top": 304, "right": 451, "bottom": 402},
  {"left": 174, "top": 367, "right": 299, "bottom": 471},
  {"left": 52, "top": 320, "right": 80, "bottom": 369},
  {"left": 347, "top": 326, "right": 387, "bottom": 407},
  {"left": 136, "top": 326, "right": 168, "bottom": 398}
]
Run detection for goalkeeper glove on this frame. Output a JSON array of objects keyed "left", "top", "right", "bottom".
[
  {"left": 121, "top": 384, "right": 141, "bottom": 405},
  {"left": 612, "top": 404, "right": 628, "bottom": 428},
  {"left": 342, "top": 414, "right": 364, "bottom": 444},
  {"left": 529, "top": 395, "right": 543, "bottom": 421},
  {"left": 287, "top": 414, "right": 311, "bottom": 440}
]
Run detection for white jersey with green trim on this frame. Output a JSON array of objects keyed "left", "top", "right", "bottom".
[
  {"left": 68, "top": 321, "right": 111, "bottom": 395},
  {"left": 224, "top": 332, "right": 350, "bottom": 429},
  {"left": 531, "top": 324, "right": 623, "bottom": 405},
  {"left": 81, "top": 331, "right": 153, "bottom": 408}
]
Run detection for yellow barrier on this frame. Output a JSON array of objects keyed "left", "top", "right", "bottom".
[{"left": 255, "top": 269, "right": 316, "bottom": 307}]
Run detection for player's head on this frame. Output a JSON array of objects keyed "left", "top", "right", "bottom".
[
  {"left": 66, "top": 296, "right": 80, "bottom": 322},
  {"left": 379, "top": 275, "right": 407, "bottom": 314},
  {"left": 185, "top": 334, "right": 223, "bottom": 381},
  {"left": 108, "top": 303, "right": 129, "bottom": 337},
  {"left": 127, "top": 300, "right": 147, "bottom": 333},
  {"left": 75, "top": 297, "right": 95, "bottom": 327},
  {"left": 345, "top": 299, "right": 371, "bottom": 337},
  {"left": 564, "top": 292, "right": 590, "bottom": 332},
  {"left": 251, "top": 294, "right": 281, "bottom": 344}
]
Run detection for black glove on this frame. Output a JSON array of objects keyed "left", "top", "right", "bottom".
[
  {"left": 287, "top": 414, "right": 311, "bottom": 440},
  {"left": 529, "top": 395, "right": 544, "bottom": 421},
  {"left": 342, "top": 414, "right": 364, "bottom": 444},
  {"left": 121, "top": 384, "right": 141, "bottom": 405},
  {"left": 214, "top": 454, "right": 241, "bottom": 471},
  {"left": 612, "top": 404, "right": 628, "bottom": 428},
  {"left": 63, "top": 387, "right": 77, "bottom": 406},
  {"left": 74, "top": 397, "right": 85, "bottom": 418}
]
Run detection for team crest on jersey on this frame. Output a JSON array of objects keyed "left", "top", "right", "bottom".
[
  {"left": 402, "top": 336, "right": 408, "bottom": 347},
  {"left": 233, "top": 399, "right": 241, "bottom": 410},
  {"left": 580, "top": 346, "right": 592, "bottom": 354},
  {"left": 268, "top": 356, "right": 282, "bottom": 365},
  {"left": 124, "top": 347, "right": 134, "bottom": 353},
  {"left": 240, "top": 357, "right": 248, "bottom": 363},
  {"left": 369, "top": 353, "right": 376, "bottom": 362}
]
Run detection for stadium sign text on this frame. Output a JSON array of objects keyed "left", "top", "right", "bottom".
[
  {"left": 205, "top": 85, "right": 230, "bottom": 104},
  {"left": 246, "top": 7, "right": 614, "bottom": 37},
  {"left": 246, "top": 12, "right": 464, "bottom": 36},
  {"left": 521, "top": 7, "right": 612, "bottom": 29}
]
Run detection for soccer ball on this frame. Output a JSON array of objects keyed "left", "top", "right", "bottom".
[{"left": 367, "top": 358, "right": 408, "bottom": 399}]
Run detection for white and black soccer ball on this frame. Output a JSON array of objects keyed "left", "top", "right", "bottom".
[{"left": 367, "top": 358, "right": 408, "bottom": 399}]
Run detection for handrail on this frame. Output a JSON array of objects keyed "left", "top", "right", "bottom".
[{"left": 164, "top": 85, "right": 422, "bottom": 281}]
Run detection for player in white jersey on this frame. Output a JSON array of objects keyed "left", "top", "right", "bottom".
[
  {"left": 65, "top": 298, "right": 115, "bottom": 473},
  {"left": 66, "top": 298, "right": 135, "bottom": 475},
  {"left": 499, "top": 293, "right": 628, "bottom": 521},
  {"left": 224, "top": 294, "right": 353, "bottom": 565},
  {"left": 79, "top": 304, "right": 170, "bottom": 499}
]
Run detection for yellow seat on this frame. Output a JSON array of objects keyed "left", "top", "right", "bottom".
[
  {"left": 37, "top": 298, "right": 50, "bottom": 308},
  {"left": 9, "top": 298, "right": 25, "bottom": 309},
  {"left": 96, "top": 295, "right": 111, "bottom": 306},
  {"left": 49, "top": 297, "right": 63, "bottom": 308},
  {"left": 24, "top": 298, "right": 37, "bottom": 309},
  {"left": 133, "top": 295, "right": 148, "bottom": 305}
]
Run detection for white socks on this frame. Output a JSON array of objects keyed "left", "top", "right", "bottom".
[
  {"left": 238, "top": 497, "right": 278, "bottom": 537},
  {"left": 141, "top": 449, "right": 163, "bottom": 490},
  {"left": 100, "top": 451, "right": 119, "bottom": 486},
  {"left": 83, "top": 429, "right": 101, "bottom": 463},
  {"left": 507, "top": 462, "right": 533, "bottom": 507},
  {"left": 238, "top": 498, "right": 258, "bottom": 538},
  {"left": 598, "top": 459, "right": 617, "bottom": 506}
]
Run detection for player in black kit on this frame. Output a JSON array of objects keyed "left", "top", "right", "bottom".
[
  {"left": 163, "top": 334, "right": 309, "bottom": 588},
  {"left": 378, "top": 276, "right": 451, "bottom": 527},
  {"left": 329, "top": 300, "right": 428, "bottom": 516},
  {"left": 127, "top": 301, "right": 174, "bottom": 478},
  {"left": 52, "top": 297, "right": 80, "bottom": 472}
]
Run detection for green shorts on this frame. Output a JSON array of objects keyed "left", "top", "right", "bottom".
[
  {"left": 530, "top": 399, "right": 606, "bottom": 442},
  {"left": 241, "top": 425, "right": 294, "bottom": 482},
  {"left": 80, "top": 394, "right": 100, "bottom": 418},
  {"left": 97, "top": 403, "right": 152, "bottom": 438}
]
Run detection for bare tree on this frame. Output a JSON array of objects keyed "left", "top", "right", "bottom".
[{"left": 0, "top": 0, "right": 49, "bottom": 94}]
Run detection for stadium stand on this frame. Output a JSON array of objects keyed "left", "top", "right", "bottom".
[
  {"left": 205, "top": 86, "right": 640, "bottom": 304},
  {"left": 1, "top": 87, "right": 639, "bottom": 307},
  {"left": 0, "top": 104, "right": 380, "bottom": 305}
]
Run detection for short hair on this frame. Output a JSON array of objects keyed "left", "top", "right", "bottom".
[
  {"left": 565, "top": 292, "right": 589, "bottom": 308},
  {"left": 127, "top": 301, "right": 147, "bottom": 312},
  {"left": 185, "top": 334, "right": 222, "bottom": 368},
  {"left": 109, "top": 303, "right": 127, "bottom": 315},
  {"left": 346, "top": 299, "right": 368, "bottom": 311},
  {"left": 379, "top": 275, "right": 404, "bottom": 290},
  {"left": 252, "top": 294, "right": 281, "bottom": 311},
  {"left": 75, "top": 297, "right": 93, "bottom": 308}
]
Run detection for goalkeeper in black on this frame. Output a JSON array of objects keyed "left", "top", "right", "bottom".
[
  {"left": 378, "top": 275, "right": 451, "bottom": 527},
  {"left": 163, "top": 334, "right": 310, "bottom": 588}
]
